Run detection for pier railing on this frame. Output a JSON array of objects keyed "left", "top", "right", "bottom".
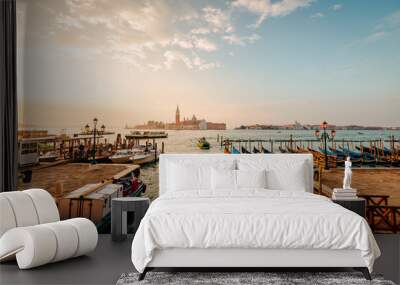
[
  {"left": 356, "top": 194, "right": 399, "bottom": 233},
  {"left": 366, "top": 205, "right": 400, "bottom": 234},
  {"left": 358, "top": 194, "right": 389, "bottom": 206},
  {"left": 313, "top": 171, "right": 400, "bottom": 234}
]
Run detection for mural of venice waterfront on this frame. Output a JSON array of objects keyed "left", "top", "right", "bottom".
[{"left": 16, "top": 0, "right": 400, "bottom": 229}]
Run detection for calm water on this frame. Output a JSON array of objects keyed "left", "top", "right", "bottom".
[
  {"left": 39, "top": 127, "right": 400, "bottom": 200},
  {"left": 44, "top": 127, "right": 400, "bottom": 154}
]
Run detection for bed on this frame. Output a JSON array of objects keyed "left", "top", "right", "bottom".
[{"left": 131, "top": 154, "right": 380, "bottom": 280}]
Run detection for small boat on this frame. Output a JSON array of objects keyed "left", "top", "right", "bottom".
[
  {"left": 130, "top": 153, "right": 155, "bottom": 165},
  {"left": 197, "top": 138, "right": 210, "bottom": 150},
  {"left": 110, "top": 149, "right": 134, "bottom": 163},
  {"left": 39, "top": 151, "right": 58, "bottom": 162},
  {"left": 329, "top": 146, "right": 345, "bottom": 156},
  {"left": 338, "top": 146, "right": 361, "bottom": 159},
  {"left": 286, "top": 146, "right": 298, "bottom": 153},
  {"left": 241, "top": 146, "right": 251, "bottom": 154},
  {"left": 231, "top": 146, "right": 240, "bottom": 154},
  {"left": 318, "top": 147, "right": 337, "bottom": 157},
  {"left": 253, "top": 146, "right": 260, "bottom": 153},
  {"left": 278, "top": 146, "right": 287, "bottom": 153},
  {"left": 261, "top": 146, "right": 271, "bottom": 153},
  {"left": 296, "top": 146, "right": 308, "bottom": 153},
  {"left": 224, "top": 147, "right": 231, "bottom": 154}
]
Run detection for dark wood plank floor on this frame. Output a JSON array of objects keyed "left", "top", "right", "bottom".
[
  {"left": 0, "top": 235, "right": 134, "bottom": 285},
  {"left": 1, "top": 234, "right": 398, "bottom": 285}
]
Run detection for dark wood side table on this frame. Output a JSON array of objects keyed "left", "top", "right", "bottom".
[{"left": 332, "top": 198, "right": 366, "bottom": 218}]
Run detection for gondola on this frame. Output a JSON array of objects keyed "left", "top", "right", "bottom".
[
  {"left": 278, "top": 146, "right": 287, "bottom": 153},
  {"left": 286, "top": 146, "right": 298, "bottom": 153},
  {"left": 241, "top": 146, "right": 251, "bottom": 154},
  {"left": 352, "top": 146, "right": 377, "bottom": 163},
  {"left": 390, "top": 159, "right": 400, "bottom": 167},
  {"left": 296, "top": 146, "right": 309, "bottom": 153},
  {"left": 261, "top": 146, "right": 271, "bottom": 153},
  {"left": 337, "top": 146, "right": 363, "bottom": 165},
  {"left": 338, "top": 146, "right": 362, "bottom": 159},
  {"left": 327, "top": 147, "right": 347, "bottom": 160},
  {"left": 307, "top": 147, "right": 319, "bottom": 153},
  {"left": 231, "top": 146, "right": 241, "bottom": 154},
  {"left": 356, "top": 145, "right": 392, "bottom": 157},
  {"left": 318, "top": 147, "right": 337, "bottom": 157},
  {"left": 253, "top": 146, "right": 260, "bottom": 153}
]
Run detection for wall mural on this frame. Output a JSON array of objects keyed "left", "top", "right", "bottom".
[{"left": 16, "top": 0, "right": 400, "bottom": 232}]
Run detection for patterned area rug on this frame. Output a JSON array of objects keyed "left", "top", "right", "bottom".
[{"left": 117, "top": 272, "right": 395, "bottom": 285}]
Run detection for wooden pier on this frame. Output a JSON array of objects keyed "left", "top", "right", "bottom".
[
  {"left": 221, "top": 135, "right": 400, "bottom": 168},
  {"left": 315, "top": 168, "right": 400, "bottom": 234}
]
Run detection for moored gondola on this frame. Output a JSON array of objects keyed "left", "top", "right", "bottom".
[
  {"left": 231, "top": 146, "right": 241, "bottom": 154},
  {"left": 261, "top": 146, "right": 271, "bottom": 153},
  {"left": 286, "top": 146, "right": 298, "bottom": 153},
  {"left": 253, "top": 146, "right": 260, "bottom": 153},
  {"left": 241, "top": 146, "right": 251, "bottom": 154},
  {"left": 296, "top": 146, "right": 309, "bottom": 153}
]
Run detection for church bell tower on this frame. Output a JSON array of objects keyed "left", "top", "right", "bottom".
[{"left": 175, "top": 105, "right": 180, "bottom": 124}]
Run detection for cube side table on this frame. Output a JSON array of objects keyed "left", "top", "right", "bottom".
[
  {"left": 111, "top": 197, "right": 150, "bottom": 242},
  {"left": 332, "top": 197, "right": 366, "bottom": 218}
]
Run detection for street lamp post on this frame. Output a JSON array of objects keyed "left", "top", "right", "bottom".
[
  {"left": 84, "top": 119, "right": 105, "bottom": 165},
  {"left": 315, "top": 121, "right": 336, "bottom": 170},
  {"left": 92, "top": 118, "right": 98, "bottom": 165}
]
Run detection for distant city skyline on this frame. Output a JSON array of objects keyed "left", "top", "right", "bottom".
[{"left": 17, "top": 0, "right": 400, "bottom": 129}]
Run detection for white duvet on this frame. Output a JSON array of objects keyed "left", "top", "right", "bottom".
[{"left": 131, "top": 190, "right": 380, "bottom": 273}]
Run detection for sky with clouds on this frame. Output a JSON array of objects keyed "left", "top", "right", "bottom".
[{"left": 17, "top": 0, "right": 400, "bottom": 128}]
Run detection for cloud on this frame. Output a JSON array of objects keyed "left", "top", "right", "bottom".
[
  {"left": 199, "top": 62, "right": 221, "bottom": 70},
  {"left": 223, "top": 33, "right": 260, "bottom": 46},
  {"left": 169, "top": 34, "right": 217, "bottom": 51},
  {"left": 31, "top": 0, "right": 314, "bottom": 72},
  {"left": 163, "top": 50, "right": 220, "bottom": 71},
  {"left": 232, "top": 0, "right": 314, "bottom": 27},
  {"left": 364, "top": 31, "right": 386, "bottom": 43},
  {"left": 56, "top": 14, "right": 83, "bottom": 30},
  {"left": 193, "top": 37, "right": 218, "bottom": 51},
  {"left": 190, "top": 27, "right": 210, "bottom": 35},
  {"left": 147, "top": 64, "right": 162, "bottom": 71},
  {"left": 202, "top": 6, "right": 234, "bottom": 33},
  {"left": 232, "top": 0, "right": 270, "bottom": 27},
  {"left": 331, "top": 4, "right": 342, "bottom": 11},
  {"left": 386, "top": 9, "right": 400, "bottom": 27},
  {"left": 350, "top": 9, "right": 400, "bottom": 46},
  {"left": 375, "top": 9, "right": 400, "bottom": 31},
  {"left": 310, "top": 12, "right": 324, "bottom": 20},
  {"left": 164, "top": 50, "right": 193, "bottom": 70}
]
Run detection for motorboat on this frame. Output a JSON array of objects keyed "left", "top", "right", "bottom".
[
  {"left": 39, "top": 151, "right": 58, "bottom": 162},
  {"left": 110, "top": 149, "right": 134, "bottom": 163}
]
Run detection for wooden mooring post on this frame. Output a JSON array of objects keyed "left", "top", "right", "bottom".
[{"left": 154, "top": 143, "right": 158, "bottom": 161}]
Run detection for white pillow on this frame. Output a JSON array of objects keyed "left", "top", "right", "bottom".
[
  {"left": 266, "top": 161, "right": 307, "bottom": 191},
  {"left": 211, "top": 168, "right": 236, "bottom": 190},
  {"left": 238, "top": 158, "right": 308, "bottom": 192},
  {"left": 168, "top": 163, "right": 209, "bottom": 191},
  {"left": 237, "top": 169, "right": 267, "bottom": 189},
  {"left": 168, "top": 160, "right": 236, "bottom": 191}
]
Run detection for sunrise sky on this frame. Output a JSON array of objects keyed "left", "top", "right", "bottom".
[{"left": 17, "top": 0, "right": 400, "bottom": 129}]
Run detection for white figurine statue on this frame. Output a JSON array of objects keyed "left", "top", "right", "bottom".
[{"left": 343, "top": 156, "right": 352, "bottom": 189}]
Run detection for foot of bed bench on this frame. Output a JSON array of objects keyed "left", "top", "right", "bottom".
[
  {"left": 138, "top": 268, "right": 148, "bottom": 281},
  {"left": 354, "top": 267, "right": 371, "bottom": 280}
]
